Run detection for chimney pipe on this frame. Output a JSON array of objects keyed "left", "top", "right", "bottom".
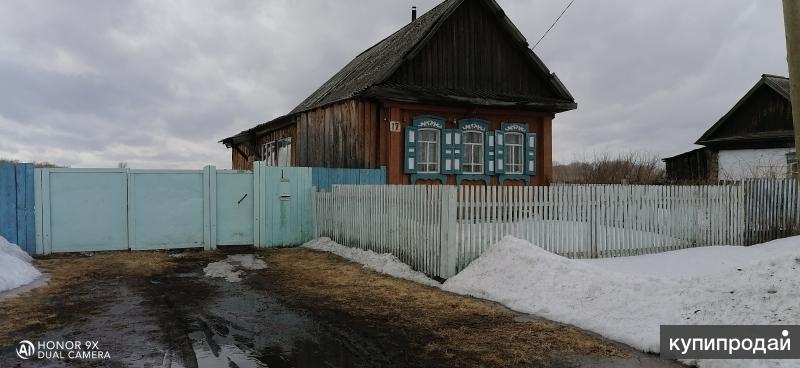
[{"left": 412, "top": 6, "right": 417, "bottom": 21}]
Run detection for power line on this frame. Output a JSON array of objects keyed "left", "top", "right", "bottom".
[{"left": 532, "top": 0, "right": 576, "bottom": 50}]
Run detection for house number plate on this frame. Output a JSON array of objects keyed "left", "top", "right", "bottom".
[{"left": 390, "top": 121, "right": 401, "bottom": 132}]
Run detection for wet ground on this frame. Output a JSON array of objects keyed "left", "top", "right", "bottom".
[{"left": 0, "top": 248, "right": 688, "bottom": 368}]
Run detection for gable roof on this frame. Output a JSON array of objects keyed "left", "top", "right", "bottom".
[
  {"left": 695, "top": 74, "right": 791, "bottom": 145},
  {"left": 291, "top": 0, "right": 574, "bottom": 115},
  {"left": 223, "top": 0, "right": 575, "bottom": 145}
]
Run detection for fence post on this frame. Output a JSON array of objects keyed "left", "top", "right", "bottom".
[
  {"left": 15, "top": 164, "right": 35, "bottom": 255},
  {"left": 439, "top": 186, "right": 458, "bottom": 279},
  {"left": 34, "top": 168, "right": 43, "bottom": 255},
  {"left": 252, "top": 162, "right": 260, "bottom": 248},
  {"left": 590, "top": 185, "right": 599, "bottom": 258},
  {"left": 203, "top": 165, "right": 217, "bottom": 250}
]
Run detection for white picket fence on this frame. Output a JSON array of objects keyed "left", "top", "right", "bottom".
[
  {"left": 315, "top": 181, "right": 797, "bottom": 278},
  {"left": 743, "top": 178, "right": 800, "bottom": 245},
  {"left": 315, "top": 185, "right": 455, "bottom": 277},
  {"left": 456, "top": 185, "right": 744, "bottom": 271}
]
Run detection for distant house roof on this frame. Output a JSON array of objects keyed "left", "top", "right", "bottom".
[
  {"left": 222, "top": 0, "right": 575, "bottom": 146},
  {"left": 695, "top": 74, "right": 791, "bottom": 146},
  {"left": 662, "top": 146, "right": 709, "bottom": 162}
]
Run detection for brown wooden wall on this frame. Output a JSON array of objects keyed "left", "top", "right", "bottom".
[
  {"left": 388, "top": 0, "right": 558, "bottom": 99},
  {"left": 381, "top": 102, "right": 554, "bottom": 186},
  {"left": 296, "top": 99, "right": 380, "bottom": 168},
  {"left": 232, "top": 99, "right": 556, "bottom": 187},
  {"left": 231, "top": 143, "right": 254, "bottom": 170},
  {"left": 664, "top": 148, "right": 719, "bottom": 184},
  {"left": 707, "top": 87, "right": 793, "bottom": 146},
  {"left": 230, "top": 122, "right": 297, "bottom": 170}
]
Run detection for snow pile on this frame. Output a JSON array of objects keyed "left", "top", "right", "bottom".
[
  {"left": 227, "top": 254, "right": 267, "bottom": 270},
  {"left": 443, "top": 236, "right": 800, "bottom": 368},
  {"left": 0, "top": 235, "right": 41, "bottom": 293},
  {"left": 303, "top": 237, "right": 439, "bottom": 287},
  {"left": 203, "top": 254, "right": 267, "bottom": 282}
]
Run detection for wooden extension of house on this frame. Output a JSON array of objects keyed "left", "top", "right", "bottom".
[
  {"left": 664, "top": 74, "right": 794, "bottom": 182},
  {"left": 221, "top": 0, "right": 576, "bottom": 186}
]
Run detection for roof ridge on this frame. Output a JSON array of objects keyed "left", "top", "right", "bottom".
[
  {"left": 222, "top": 0, "right": 577, "bottom": 144},
  {"left": 762, "top": 73, "right": 789, "bottom": 80}
]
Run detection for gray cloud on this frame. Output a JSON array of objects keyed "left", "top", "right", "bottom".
[{"left": 0, "top": 0, "right": 789, "bottom": 168}]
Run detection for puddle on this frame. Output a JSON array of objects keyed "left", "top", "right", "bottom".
[
  {"left": 0, "top": 253, "right": 687, "bottom": 368},
  {"left": 145, "top": 260, "right": 411, "bottom": 368}
]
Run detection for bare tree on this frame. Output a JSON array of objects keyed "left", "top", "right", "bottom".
[{"left": 553, "top": 152, "right": 665, "bottom": 184}]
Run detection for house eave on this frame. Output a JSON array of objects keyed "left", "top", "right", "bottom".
[{"left": 363, "top": 85, "right": 577, "bottom": 113}]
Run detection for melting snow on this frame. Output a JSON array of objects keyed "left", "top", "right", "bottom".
[
  {"left": 302, "top": 237, "right": 439, "bottom": 287},
  {"left": 0, "top": 235, "right": 42, "bottom": 293},
  {"left": 443, "top": 236, "right": 800, "bottom": 368},
  {"left": 203, "top": 254, "right": 267, "bottom": 282}
]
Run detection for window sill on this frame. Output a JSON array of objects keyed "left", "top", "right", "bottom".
[
  {"left": 499, "top": 174, "right": 531, "bottom": 185},
  {"left": 410, "top": 173, "right": 447, "bottom": 184},
  {"left": 456, "top": 174, "right": 490, "bottom": 185}
]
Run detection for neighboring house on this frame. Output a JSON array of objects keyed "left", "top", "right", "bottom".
[
  {"left": 221, "top": 0, "right": 576, "bottom": 186},
  {"left": 664, "top": 74, "right": 794, "bottom": 182}
]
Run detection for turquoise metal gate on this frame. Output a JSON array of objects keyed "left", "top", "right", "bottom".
[
  {"left": 254, "top": 163, "right": 315, "bottom": 247},
  {"left": 34, "top": 163, "right": 382, "bottom": 254}
]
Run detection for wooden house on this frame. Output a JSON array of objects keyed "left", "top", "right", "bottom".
[
  {"left": 664, "top": 74, "right": 794, "bottom": 182},
  {"left": 221, "top": 0, "right": 576, "bottom": 186}
]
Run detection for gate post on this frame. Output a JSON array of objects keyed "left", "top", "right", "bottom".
[
  {"left": 203, "top": 165, "right": 217, "bottom": 250},
  {"left": 252, "top": 161, "right": 264, "bottom": 248},
  {"left": 439, "top": 186, "right": 458, "bottom": 279}
]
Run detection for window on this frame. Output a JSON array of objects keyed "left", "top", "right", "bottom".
[
  {"left": 505, "top": 132, "right": 523, "bottom": 174},
  {"left": 463, "top": 131, "right": 484, "bottom": 174},
  {"left": 262, "top": 142, "right": 276, "bottom": 166},
  {"left": 262, "top": 137, "right": 292, "bottom": 167},
  {"left": 277, "top": 138, "right": 292, "bottom": 166},
  {"left": 416, "top": 128, "right": 439, "bottom": 173}
]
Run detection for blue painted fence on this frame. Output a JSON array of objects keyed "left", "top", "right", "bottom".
[
  {"left": 312, "top": 167, "right": 386, "bottom": 192},
  {"left": 0, "top": 163, "right": 35, "bottom": 255},
  {"left": 33, "top": 164, "right": 387, "bottom": 255}
]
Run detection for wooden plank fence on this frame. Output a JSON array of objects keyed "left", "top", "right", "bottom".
[
  {"left": 315, "top": 182, "right": 783, "bottom": 278},
  {"left": 743, "top": 178, "right": 800, "bottom": 245},
  {"left": 311, "top": 167, "right": 386, "bottom": 192},
  {"left": 456, "top": 184, "right": 744, "bottom": 271},
  {"left": 0, "top": 163, "right": 35, "bottom": 255},
  {"left": 316, "top": 185, "right": 457, "bottom": 278}
]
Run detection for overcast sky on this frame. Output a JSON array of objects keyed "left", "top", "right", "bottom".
[{"left": 0, "top": 0, "right": 789, "bottom": 168}]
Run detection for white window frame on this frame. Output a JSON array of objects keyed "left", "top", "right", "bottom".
[
  {"left": 462, "top": 130, "right": 484, "bottom": 175},
  {"left": 262, "top": 141, "right": 277, "bottom": 166},
  {"left": 416, "top": 128, "right": 440, "bottom": 174},
  {"left": 262, "top": 137, "right": 292, "bottom": 167},
  {"left": 505, "top": 132, "right": 524, "bottom": 174},
  {"left": 276, "top": 137, "right": 292, "bottom": 167}
]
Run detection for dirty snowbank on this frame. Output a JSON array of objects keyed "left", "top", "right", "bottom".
[
  {"left": 442, "top": 236, "right": 800, "bottom": 368},
  {"left": 204, "top": 254, "right": 267, "bottom": 282},
  {"left": 303, "top": 237, "right": 439, "bottom": 287},
  {"left": 0, "top": 235, "right": 42, "bottom": 293}
]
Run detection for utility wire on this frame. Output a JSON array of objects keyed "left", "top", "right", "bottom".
[{"left": 532, "top": 0, "right": 576, "bottom": 50}]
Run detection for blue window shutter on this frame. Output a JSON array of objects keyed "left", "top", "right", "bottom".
[
  {"left": 441, "top": 129, "right": 453, "bottom": 174},
  {"left": 525, "top": 132, "right": 537, "bottom": 175},
  {"left": 495, "top": 130, "right": 505, "bottom": 174},
  {"left": 453, "top": 130, "right": 463, "bottom": 174},
  {"left": 485, "top": 131, "right": 495, "bottom": 175},
  {"left": 404, "top": 126, "right": 417, "bottom": 174}
]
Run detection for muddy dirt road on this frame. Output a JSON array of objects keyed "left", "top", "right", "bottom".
[{"left": 0, "top": 248, "right": 685, "bottom": 367}]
